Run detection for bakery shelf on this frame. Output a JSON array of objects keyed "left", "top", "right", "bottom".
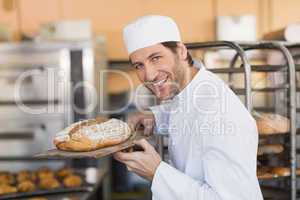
[
  {"left": 208, "top": 67, "right": 244, "bottom": 73},
  {"left": 182, "top": 41, "right": 297, "bottom": 200},
  {"left": 259, "top": 175, "right": 292, "bottom": 181},
  {"left": 231, "top": 85, "right": 289, "bottom": 95},
  {"left": 0, "top": 156, "right": 69, "bottom": 161},
  {"left": 235, "top": 41, "right": 297, "bottom": 200},
  {"left": 259, "top": 173, "right": 300, "bottom": 181},
  {"left": 0, "top": 100, "right": 60, "bottom": 106},
  {"left": 258, "top": 132, "right": 289, "bottom": 137},
  {"left": 208, "top": 65, "right": 286, "bottom": 74},
  {"left": 186, "top": 41, "right": 252, "bottom": 110},
  {"left": 251, "top": 65, "right": 287, "bottom": 72},
  {"left": 254, "top": 106, "right": 277, "bottom": 112},
  {"left": 254, "top": 106, "right": 294, "bottom": 113},
  {"left": 0, "top": 167, "right": 108, "bottom": 200}
]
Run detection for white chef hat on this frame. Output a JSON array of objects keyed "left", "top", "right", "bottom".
[{"left": 123, "top": 15, "right": 182, "bottom": 55}]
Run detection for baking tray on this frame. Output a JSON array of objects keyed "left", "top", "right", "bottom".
[
  {"left": 0, "top": 168, "right": 103, "bottom": 199},
  {"left": 0, "top": 186, "right": 93, "bottom": 200},
  {"left": 35, "top": 131, "right": 150, "bottom": 158}
]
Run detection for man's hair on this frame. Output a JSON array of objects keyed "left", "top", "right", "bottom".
[{"left": 161, "top": 41, "right": 194, "bottom": 66}]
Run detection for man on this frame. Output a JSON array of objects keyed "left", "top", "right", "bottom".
[{"left": 114, "top": 15, "right": 263, "bottom": 200}]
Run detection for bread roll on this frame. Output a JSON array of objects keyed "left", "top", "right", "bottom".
[
  {"left": 254, "top": 113, "right": 290, "bottom": 135},
  {"left": 17, "top": 170, "right": 36, "bottom": 182},
  {"left": 258, "top": 166, "right": 300, "bottom": 179},
  {"left": 257, "top": 144, "right": 284, "bottom": 156},
  {"left": 0, "top": 172, "right": 15, "bottom": 185},
  {"left": 257, "top": 167, "right": 274, "bottom": 179},
  {"left": 37, "top": 168, "right": 54, "bottom": 180},
  {"left": 54, "top": 118, "right": 131, "bottom": 152},
  {"left": 0, "top": 184, "right": 17, "bottom": 194},
  {"left": 56, "top": 167, "right": 73, "bottom": 178},
  {"left": 63, "top": 175, "right": 82, "bottom": 188},
  {"left": 17, "top": 180, "right": 36, "bottom": 192},
  {"left": 39, "top": 178, "right": 60, "bottom": 190}
]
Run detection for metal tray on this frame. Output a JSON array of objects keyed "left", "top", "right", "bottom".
[
  {"left": 0, "top": 185, "right": 93, "bottom": 200},
  {"left": 0, "top": 168, "right": 100, "bottom": 200}
]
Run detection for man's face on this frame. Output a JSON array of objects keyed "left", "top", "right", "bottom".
[{"left": 130, "top": 43, "right": 183, "bottom": 101}]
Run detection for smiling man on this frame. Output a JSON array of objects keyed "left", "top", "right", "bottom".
[{"left": 114, "top": 15, "right": 263, "bottom": 200}]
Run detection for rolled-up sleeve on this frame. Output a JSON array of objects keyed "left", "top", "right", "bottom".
[{"left": 149, "top": 103, "right": 172, "bottom": 135}]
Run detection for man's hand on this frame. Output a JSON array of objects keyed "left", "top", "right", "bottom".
[
  {"left": 127, "top": 112, "right": 155, "bottom": 136},
  {"left": 113, "top": 139, "right": 161, "bottom": 181}
]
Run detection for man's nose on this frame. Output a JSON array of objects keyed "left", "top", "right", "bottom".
[{"left": 145, "top": 64, "right": 158, "bottom": 82}]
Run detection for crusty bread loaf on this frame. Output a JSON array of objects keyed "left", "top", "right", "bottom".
[
  {"left": 257, "top": 144, "right": 284, "bottom": 156},
  {"left": 254, "top": 112, "right": 290, "bottom": 135},
  {"left": 54, "top": 117, "right": 132, "bottom": 152},
  {"left": 271, "top": 167, "right": 290, "bottom": 177},
  {"left": 257, "top": 167, "right": 274, "bottom": 179},
  {"left": 258, "top": 167, "right": 300, "bottom": 179}
]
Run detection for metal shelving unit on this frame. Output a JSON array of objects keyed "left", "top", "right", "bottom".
[
  {"left": 227, "top": 41, "right": 297, "bottom": 200},
  {"left": 285, "top": 43, "right": 300, "bottom": 200},
  {"left": 186, "top": 41, "right": 297, "bottom": 200},
  {"left": 186, "top": 41, "right": 252, "bottom": 110}
]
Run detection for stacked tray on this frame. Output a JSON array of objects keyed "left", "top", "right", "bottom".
[{"left": 0, "top": 167, "right": 93, "bottom": 200}]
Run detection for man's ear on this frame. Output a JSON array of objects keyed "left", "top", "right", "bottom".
[{"left": 176, "top": 42, "right": 188, "bottom": 61}]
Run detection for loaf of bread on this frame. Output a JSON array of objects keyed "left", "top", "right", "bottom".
[
  {"left": 17, "top": 180, "right": 36, "bottom": 192},
  {"left": 272, "top": 167, "right": 300, "bottom": 177},
  {"left": 254, "top": 112, "right": 290, "bottom": 135},
  {"left": 257, "top": 144, "right": 284, "bottom": 156},
  {"left": 257, "top": 167, "right": 274, "bottom": 179},
  {"left": 271, "top": 167, "right": 291, "bottom": 177},
  {"left": 258, "top": 166, "right": 300, "bottom": 179},
  {"left": 54, "top": 117, "right": 132, "bottom": 152}
]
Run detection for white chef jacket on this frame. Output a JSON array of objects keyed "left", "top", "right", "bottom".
[{"left": 149, "top": 61, "right": 263, "bottom": 200}]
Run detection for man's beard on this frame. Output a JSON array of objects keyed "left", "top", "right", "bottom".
[{"left": 146, "top": 58, "right": 184, "bottom": 102}]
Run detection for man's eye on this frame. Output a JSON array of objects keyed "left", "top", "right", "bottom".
[
  {"left": 152, "top": 56, "right": 161, "bottom": 62},
  {"left": 135, "top": 64, "right": 143, "bottom": 69}
]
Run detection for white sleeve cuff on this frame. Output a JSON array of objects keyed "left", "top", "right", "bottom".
[
  {"left": 151, "top": 161, "right": 170, "bottom": 197},
  {"left": 151, "top": 161, "right": 183, "bottom": 199}
]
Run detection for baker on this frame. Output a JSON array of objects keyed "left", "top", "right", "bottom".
[{"left": 113, "top": 15, "right": 263, "bottom": 200}]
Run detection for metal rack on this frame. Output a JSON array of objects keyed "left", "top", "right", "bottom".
[
  {"left": 186, "top": 41, "right": 252, "bottom": 110},
  {"left": 284, "top": 43, "right": 300, "bottom": 200},
  {"left": 185, "top": 41, "right": 298, "bottom": 199},
  {"left": 229, "top": 41, "right": 297, "bottom": 200}
]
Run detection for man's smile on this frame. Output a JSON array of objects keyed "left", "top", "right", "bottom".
[{"left": 153, "top": 77, "right": 168, "bottom": 87}]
